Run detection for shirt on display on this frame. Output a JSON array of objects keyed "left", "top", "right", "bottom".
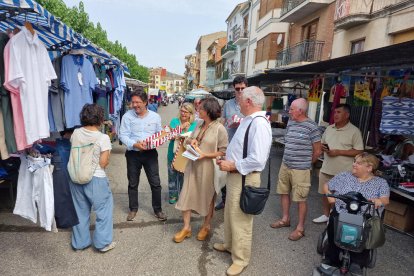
[
  {"left": 61, "top": 54, "right": 98, "bottom": 128},
  {"left": 5, "top": 26, "right": 57, "bottom": 145}
]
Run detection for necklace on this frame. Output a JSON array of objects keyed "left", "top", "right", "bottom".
[{"left": 195, "top": 120, "right": 214, "bottom": 145}]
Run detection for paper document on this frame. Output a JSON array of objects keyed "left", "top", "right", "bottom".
[
  {"left": 179, "top": 131, "right": 192, "bottom": 138},
  {"left": 182, "top": 145, "right": 200, "bottom": 161}
]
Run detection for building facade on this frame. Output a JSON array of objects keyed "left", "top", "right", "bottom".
[
  {"left": 206, "top": 37, "right": 227, "bottom": 91},
  {"left": 184, "top": 53, "right": 197, "bottom": 91},
  {"left": 332, "top": 0, "right": 414, "bottom": 58},
  {"left": 149, "top": 67, "right": 167, "bottom": 90},
  {"left": 195, "top": 31, "right": 227, "bottom": 89},
  {"left": 245, "top": 0, "right": 290, "bottom": 78},
  {"left": 221, "top": 2, "right": 250, "bottom": 88},
  {"left": 276, "top": 0, "right": 336, "bottom": 67}
]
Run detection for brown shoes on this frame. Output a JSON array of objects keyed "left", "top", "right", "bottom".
[
  {"left": 126, "top": 211, "right": 137, "bottom": 221},
  {"left": 288, "top": 229, "right": 305, "bottom": 241},
  {"left": 226, "top": 263, "right": 246, "bottom": 276},
  {"left": 196, "top": 227, "right": 210, "bottom": 241},
  {"left": 173, "top": 229, "right": 192, "bottom": 243},
  {"left": 213, "top": 243, "right": 231, "bottom": 254},
  {"left": 154, "top": 211, "right": 167, "bottom": 221}
]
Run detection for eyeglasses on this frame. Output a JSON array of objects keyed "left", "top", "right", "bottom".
[
  {"left": 180, "top": 110, "right": 190, "bottom": 114},
  {"left": 235, "top": 87, "right": 245, "bottom": 92}
]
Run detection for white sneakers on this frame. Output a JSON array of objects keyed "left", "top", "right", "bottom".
[
  {"left": 313, "top": 215, "right": 329, "bottom": 224},
  {"left": 99, "top": 242, "right": 116, "bottom": 253}
]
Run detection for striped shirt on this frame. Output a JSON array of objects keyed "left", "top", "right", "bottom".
[
  {"left": 283, "top": 119, "right": 321, "bottom": 169},
  {"left": 328, "top": 171, "right": 390, "bottom": 214}
]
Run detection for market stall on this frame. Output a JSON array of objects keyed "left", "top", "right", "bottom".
[
  {"left": 248, "top": 40, "right": 414, "bottom": 236},
  {"left": 0, "top": 0, "right": 130, "bottom": 231}
]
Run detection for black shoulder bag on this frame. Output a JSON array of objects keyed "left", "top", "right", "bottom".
[{"left": 239, "top": 116, "right": 271, "bottom": 215}]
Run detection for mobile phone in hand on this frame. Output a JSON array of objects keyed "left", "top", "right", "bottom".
[{"left": 323, "top": 143, "right": 330, "bottom": 150}]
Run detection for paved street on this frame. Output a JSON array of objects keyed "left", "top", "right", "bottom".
[{"left": 1, "top": 103, "right": 414, "bottom": 276}]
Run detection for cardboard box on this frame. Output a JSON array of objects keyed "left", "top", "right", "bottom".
[{"left": 383, "top": 200, "right": 414, "bottom": 232}]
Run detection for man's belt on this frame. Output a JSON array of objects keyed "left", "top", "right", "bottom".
[{"left": 228, "top": 170, "right": 260, "bottom": 174}]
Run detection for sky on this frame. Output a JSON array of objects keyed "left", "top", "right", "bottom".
[{"left": 62, "top": 0, "right": 243, "bottom": 75}]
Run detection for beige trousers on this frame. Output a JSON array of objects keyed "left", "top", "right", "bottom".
[{"left": 224, "top": 172, "right": 261, "bottom": 267}]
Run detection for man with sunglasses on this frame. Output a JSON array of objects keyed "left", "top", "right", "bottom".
[{"left": 215, "top": 76, "right": 248, "bottom": 211}]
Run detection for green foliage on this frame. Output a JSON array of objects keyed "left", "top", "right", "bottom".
[{"left": 37, "top": 0, "right": 148, "bottom": 82}]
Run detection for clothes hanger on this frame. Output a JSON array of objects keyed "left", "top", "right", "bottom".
[{"left": 24, "top": 13, "right": 35, "bottom": 36}]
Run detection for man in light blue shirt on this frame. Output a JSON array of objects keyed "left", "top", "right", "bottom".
[{"left": 119, "top": 91, "right": 167, "bottom": 222}]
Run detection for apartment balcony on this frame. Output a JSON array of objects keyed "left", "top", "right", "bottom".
[
  {"left": 221, "top": 69, "right": 230, "bottom": 81},
  {"left": 221, "top": 42, "right": 237, "bottom": 59},
  {"left": 276, "top": 40, "right": 324, "bottom": 67},
  {"left": 230, "top": 61, "right": 245, "bottom": 77},
  {"left": 280, "top": 0, "right": 334, "bottom": 22},
  {"left": 334, "top": 0, "right": 410, "bottom": 29},
  {"left": 233, "top": 26, "right": 249, "bottom": 46},
  {"left": 206, "top": 59, "right": 215, "bottom": 68}
]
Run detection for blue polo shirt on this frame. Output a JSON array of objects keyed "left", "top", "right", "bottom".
[
  {"left": 119, "top": 109, "right": 162, "bottom": 151},
  {"left": 61, "top": 55, "right": 97, "bottom": 128}
]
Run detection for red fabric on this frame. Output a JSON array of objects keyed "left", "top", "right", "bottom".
[{"left": 329, "top": 84, "right": 344, "bottom": 124}]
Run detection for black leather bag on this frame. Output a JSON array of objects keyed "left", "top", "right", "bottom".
[{"left": 239, "top": 117, "right": 271, "bottom": 215}]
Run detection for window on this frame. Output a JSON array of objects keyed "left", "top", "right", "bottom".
[
  {"left": 255, "top": 33, "right": 284, "bottom": 64},
  {"left": 351, "top": 39, "right": 365, "bottom": 54},
  {"left": 259, "top": 0, "right": 283, "bottom": 20},
  {"left": 240, "top": 49, "right": 246, "bottom": 73},
  {"left": 302, "top": 19, "right": 318, "bottom": 41}
]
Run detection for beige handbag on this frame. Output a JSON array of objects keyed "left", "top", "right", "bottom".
[{"left": 171, "top": 137, "right": 188, "bottom": 173}]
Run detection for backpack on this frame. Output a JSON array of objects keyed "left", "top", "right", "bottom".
[{"left": 67, "top": 128, "right": 101, "bottom": 184}]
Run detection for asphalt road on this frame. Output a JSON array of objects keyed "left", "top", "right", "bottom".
[{"left": 0, "top": 102, "right": 413, "bottom": 276}]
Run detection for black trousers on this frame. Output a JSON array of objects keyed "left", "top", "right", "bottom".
[{"left": 125, "top": 149, "right": 162, "bottom": 213}]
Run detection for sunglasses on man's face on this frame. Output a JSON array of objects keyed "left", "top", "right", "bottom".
[{"left": 235, "top": 87, "right": 245, "bottom": 92}]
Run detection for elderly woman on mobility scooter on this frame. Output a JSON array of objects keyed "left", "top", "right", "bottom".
[{"left": 318, "top": 152, "right": 390, "bottom": 275}]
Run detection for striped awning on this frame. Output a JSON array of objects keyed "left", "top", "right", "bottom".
[{"left": 0, "top": 0, "right": 128, "bottom": 71}]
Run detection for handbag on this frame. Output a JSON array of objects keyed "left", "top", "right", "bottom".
[
  {"left": 171, "top": 138, "right": 188, "bottom": 173},
  {"left": 239, "top": 116, "right": 271, "bottom": 215},
  {"left": 364, "top": 209, "right": 386, "bottom": 249}
]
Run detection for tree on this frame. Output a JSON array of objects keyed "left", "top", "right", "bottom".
[{"left": 37, "top": 0, "right": 148, "bottom": 82}]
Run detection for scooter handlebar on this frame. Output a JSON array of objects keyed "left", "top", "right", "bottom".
[{"left": 325, "top": 193, "right": 374, "bottom": 206}]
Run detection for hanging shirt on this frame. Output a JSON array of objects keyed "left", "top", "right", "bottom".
[
  {"left": 5, "top": 26, "right": 57, "bottom": 145},
  {"left": 113, "top": 68, "right": 126, "bottom": 113},
  {"left": 49, "top": 56, "right": 65, "bottom": 132},
  {"left": 0, "top": 32, "right": 17, "bottom": 154},
  {"left": 3, "top": 35, "right": 30, "bottom": 151},
  {"left": 61, "top": 54, "right": 97, "bottom": 128}
]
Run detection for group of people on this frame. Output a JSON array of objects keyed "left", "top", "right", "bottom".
[{"left": 67, "top": 75, "right": 391, "bottom": 275}]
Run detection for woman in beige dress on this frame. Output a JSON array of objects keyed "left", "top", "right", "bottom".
[{"left": 174, "top": 97, "right": 228, "bottom": 243}]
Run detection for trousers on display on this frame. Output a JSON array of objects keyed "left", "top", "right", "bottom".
[
  {"left": 52, "top": 138, "right": 79, "bottom": 228},
  {"left": 13, "top": 155, "right": 54, "bottom": 231}
]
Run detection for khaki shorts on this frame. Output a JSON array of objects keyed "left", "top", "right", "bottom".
[
  {"left": 277, "top": 162, "right": 311, "bottom": 202},
  {"left": 318, "top": 172, "right": 334, "bottom": 194}
]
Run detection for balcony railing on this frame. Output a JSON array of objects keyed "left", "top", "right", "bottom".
[
  {"left": 281, "top": 0, "right": 306, "bottom": 16},
  {"left": 221, "top": 69, "right": 229, "bottom": 80},
  {"left": 233, "top": 26, "right": 249, "bottom": 45},
  {"left": 206, "top": 59, "right": 215, "bottom": 67},
  {"left": 221, "top": 42, "right": 237, "bottom": 58},
  {"left": 335, "top": 0, "right": 410, "bottom": 22},
  {"left": 276, "top": 40, "right": 325, "bottom": 67}
]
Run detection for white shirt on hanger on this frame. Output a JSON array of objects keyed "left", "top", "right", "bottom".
[{"left": 6, "top": 26, "right": 57, "bottom": 145}]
